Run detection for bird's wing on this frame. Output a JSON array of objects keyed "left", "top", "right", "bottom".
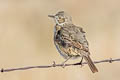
[{"left": 61, "top": 25, "right": 89, "bottom": 52}]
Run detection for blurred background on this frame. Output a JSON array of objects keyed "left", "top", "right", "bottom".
[{"left": 0, "top": 0, "right": 120, "bottom": 80}]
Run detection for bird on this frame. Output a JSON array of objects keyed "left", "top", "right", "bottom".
[{"left": 48, "top": 11, "right": 98, "bottom": 73}]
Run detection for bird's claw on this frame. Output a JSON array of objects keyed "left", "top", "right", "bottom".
[{"left": 52, "top": 61, "right": 56, "bottom": 67}]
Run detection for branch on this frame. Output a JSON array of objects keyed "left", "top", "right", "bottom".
[{"left": 1, "top": 58, "right": 120, "bottom": 73}]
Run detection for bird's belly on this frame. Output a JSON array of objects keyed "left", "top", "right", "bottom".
[
  {"left": 54, "top": 41, "right": 81, "bottom": 59},
  {"left": 54, "top": 42, "right": 69, "bottom": 59}
]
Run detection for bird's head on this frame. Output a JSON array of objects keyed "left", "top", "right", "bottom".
[{"left": 48, "top": 11, "right": 72, "bottom": 26}]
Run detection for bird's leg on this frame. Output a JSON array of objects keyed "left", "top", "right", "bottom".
[
  {"left": 79, "top": 57, "right": 83, "bottom": 67},
  {"left": 61, "top": 57, "right": 71, "bottom": 68}
]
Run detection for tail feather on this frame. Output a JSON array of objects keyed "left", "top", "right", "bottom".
[{"left": 83, "top": 56, "right": 98, "bottom": 73}]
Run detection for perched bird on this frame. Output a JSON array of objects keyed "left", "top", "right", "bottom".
[{"left": 48, "top": 11, "right": 98, "bottom": 73}]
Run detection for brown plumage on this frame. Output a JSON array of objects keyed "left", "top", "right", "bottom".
[{"left": 48, "top": 11, "right": 98, "bottom": 73}]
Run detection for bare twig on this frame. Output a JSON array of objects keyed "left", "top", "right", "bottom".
[{"left": 1, "top": 58, "right": 120, "bottom": 73}]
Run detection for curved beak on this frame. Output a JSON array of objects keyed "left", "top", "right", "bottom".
[{"left": 48, "top": 15, "right": 55, "bottom": 18}]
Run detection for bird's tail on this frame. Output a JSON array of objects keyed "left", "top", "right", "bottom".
[{"left": 83, "top": 55, "right": 98, "bottom": 73}]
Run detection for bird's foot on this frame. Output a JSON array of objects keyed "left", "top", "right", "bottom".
[
  {"left": 61, "top": 62, "right": 66, "bottom": 68},
  {"left": 79, "top": 61, "right": 84, "bottom": 68},
  {"left": 52, "top": 61, "right": 56, "bottom": 67}
]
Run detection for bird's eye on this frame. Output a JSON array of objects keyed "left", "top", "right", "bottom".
[
  {"left": 58, "top": 17, "right": 65, "bottom": 23},
  {"left": 59, "top": 17, "right": 61, "bottom": 19}
]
